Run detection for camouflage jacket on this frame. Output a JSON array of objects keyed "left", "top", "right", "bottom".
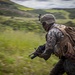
[
  {"left": 43, "top": 24, "right": 64, "bottom": 57},
  {"left": 44, "top": 24, "right": 75, "bottom": 60}
]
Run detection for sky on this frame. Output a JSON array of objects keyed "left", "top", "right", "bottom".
[{"left": 10, "top": 0, "right": 75, "bottom": 9}]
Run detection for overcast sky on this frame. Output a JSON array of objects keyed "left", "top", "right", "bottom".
[{"left": 10, "top": 0, "right": 75, "bottom": 9}]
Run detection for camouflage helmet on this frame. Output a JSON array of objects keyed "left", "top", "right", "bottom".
[{"left": 40, "top": 14, "right": 56, "bottom": 24}]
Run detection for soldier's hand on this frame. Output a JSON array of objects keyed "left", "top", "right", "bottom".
[
  {"left": 38, "top": 53, "right": 50, "bottom": 60},
  {"left": 38, "top": 49, "right": 53, "bottom": 60}
]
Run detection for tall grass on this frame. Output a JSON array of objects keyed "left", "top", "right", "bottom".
[
  {"left": 0, "top": 29, "right": 59, "bottom": 75},
  {"left": 0, "top": 15, "right": 69, "bottom": 75}
]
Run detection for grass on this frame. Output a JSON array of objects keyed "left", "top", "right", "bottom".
[
  {"left": 0, "top": 28, "right": 68, "bottom": 75},
  {"left": 0, "top": 15, "right": 72, "bottom": 75},
  {"left": 0, "top": 29, "right": 59, "bottom": 75},
  {"left": 16, "top": 5, "right": 34, "bottom": 11}
]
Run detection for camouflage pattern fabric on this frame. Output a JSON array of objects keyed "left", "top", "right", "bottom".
[
  {"left": 44, "top": 24, "right": 75, "bottom": 75},
  {"left": 50, "top": 59, "right": 65, "bottom": 75},
  {"left": 44, "top": 24, "right": 64, "bottom": 56},
  {"left": 63, "top": 59, "right": 75, "bottom": 75}
]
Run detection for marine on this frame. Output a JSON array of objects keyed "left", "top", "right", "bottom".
[{"left": 30, "top": 14, "right": 75, "bottom": 75}]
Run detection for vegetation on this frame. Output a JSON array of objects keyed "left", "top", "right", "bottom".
[
  {"left": 0, "top": 0, "right": 75, "bottom": 75},
  {"left": 0, "top": 16, "right": 73, "bottom": 75},
  {"left": 0, "top": 26, "right": 59, "bottom": 75}
]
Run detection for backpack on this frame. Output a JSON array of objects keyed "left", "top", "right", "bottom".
[
  {"left": 54, "top": 25, "right": 75, "bottom": 59},
  {"left": 55, "top": 25, "right": 75, "bottom": 46},
  {"left": 65, "top": 26, "right": 75, "bottom": 46}
]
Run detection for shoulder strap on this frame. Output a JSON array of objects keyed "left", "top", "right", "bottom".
[
  {"left": 54, "top": 25, "right": 66, "bottom": 35},
  {"left": 54, "top": 25, "right": 75, "bottom": 46}
]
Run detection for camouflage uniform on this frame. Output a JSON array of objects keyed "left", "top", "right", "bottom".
[
  {"left": 43, "top": 24, "right": 75, "bottom": 75},
  {"left": 44, "top": 24, "right": 65, "bottom": 75},
  {"left": 44, "top": 24, "right": 64, "bottom": 55}
]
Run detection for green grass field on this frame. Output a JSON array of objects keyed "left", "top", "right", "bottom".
[
  {"left": 0, "top": 14, "right": 74, "bottom": 75},
  {"left": 0, "top": 29, "right": 59, "bottom": 75}
]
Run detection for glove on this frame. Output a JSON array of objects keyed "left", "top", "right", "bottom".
[
  {"left": 39, "top": 53, "right": 51, "bottom": 60},
  {"left": 39, "top": 49, "right": 53, "bottom": 60}
]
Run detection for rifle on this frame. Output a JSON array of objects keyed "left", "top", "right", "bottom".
[
  {"left": 29, "top": 48, "right": 39, "bottom": 59},
  {"left": 29, "top": 45, "right": 45, "bottom": 59}
]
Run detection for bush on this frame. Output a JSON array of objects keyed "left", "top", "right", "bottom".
[{"left": 64, "top": 21, "right": 75, "bottom": 27}]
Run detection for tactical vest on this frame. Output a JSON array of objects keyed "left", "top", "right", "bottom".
[{"left": 54, "top": 25, "right": 75, "bottom": 60}]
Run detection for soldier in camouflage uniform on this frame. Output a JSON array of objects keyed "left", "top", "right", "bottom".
[{"left": 37, "top": 14, "right": 75, "bottom": 75}]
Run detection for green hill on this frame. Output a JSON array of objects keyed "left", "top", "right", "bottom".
[
  {"left": 0, "top": 0, "right": 35, "bottom": 17},
  {"left": 0, "top": 0, "right": 75, "bottom": 20},
  {"left": 0, "top": 0, "right": 75, "bottom": 32}
]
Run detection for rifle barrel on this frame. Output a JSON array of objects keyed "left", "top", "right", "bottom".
[{"left": 31, "top": 55, "right": 37, "bottom": 59}]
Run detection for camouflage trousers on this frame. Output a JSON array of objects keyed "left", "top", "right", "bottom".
[
  {"left": 64, "top": 59, "right": 75, "bottom": 75},
  {"left": 49, "top": 59, "right": 75, "bottom": 75},
  {"left": 49, "top": 59, "right": 65, "bottom": 75}
]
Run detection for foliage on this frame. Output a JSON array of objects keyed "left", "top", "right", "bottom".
[
  {"left": 0, "top": 15, "right": 73, "bottom": 75},
  {"left": 45, "top": 9, "right": 70, "bottom": 19},
  {"left": 0, "top": 29, "right": 59, "bottom": 75},
  {"left": 0, "top": 16, "right": 45, "bottom": 33},
  {"left": 0, "top": 15, "right": 69, "bottom": 75},
  {"left": 64, "top": 21, "right": 75, "bottom": 27},
  {"left": 64, "top": 9, "right": 75, "bottom": 19}
]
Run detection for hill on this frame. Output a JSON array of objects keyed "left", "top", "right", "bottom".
[
  {"left": 0, "top": 0, "right": 75, "bottom": 19},
  {"left": 28, "top": 8, "right": 75, "bottom": 19},
  {"left": 0, "top": 0, "right": 75, "bottom": 32},
  {"left": 0, "top": 0, "right": 35, "bottom": 17},
  {"left": 0, "top": 0, "right": 75, "bottom": 20}
]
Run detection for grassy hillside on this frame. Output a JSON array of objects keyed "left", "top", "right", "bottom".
[
  {"left": 0, "top": 15, "right": 69, "bottom": 75},
  {"left": 0, "top": 0, "right": 75, "bottom": 75},
  {"left": 0, "top": 0, "right": 75, "bottom": 20},
  {"left": 0, "top": 15, "right": 74, "bottom": 75},
  {"left": 0, "top": 27, "right": 60, "bottom": 75},
  {"left": 0, "top": 0, "right": 35, "bottom": 17},
  {"left": 28, "top": 8, "right": 75, "bottom": 19}
]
